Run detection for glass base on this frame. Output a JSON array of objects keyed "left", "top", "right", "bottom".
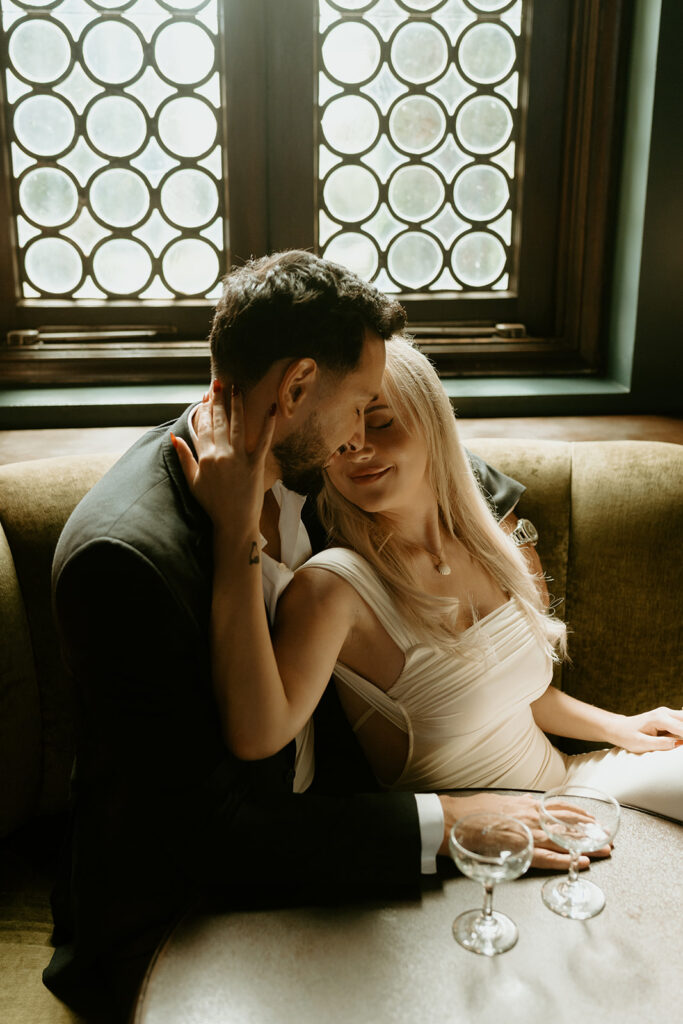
[
  {"left": 452, "top": 909, "right": 519, "bottom": 956},
  {"left": 542, "top": 876, "right": 606, "bottom": 920}
]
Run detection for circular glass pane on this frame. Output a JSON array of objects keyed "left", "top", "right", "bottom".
[
  {"left": 453, "top": 164, "right": 509, "bottom": 220},
  {"left": 321, "top": 95, "right": 379, "bottom": 154},
  {"left": 467, "top": 0, "right": 511, "bottom": 10},
  {"left": 25, "top": 237, "right": 82, "bottom": 293},
  {"left": 158, "top": 97, "right": 217, "bottom": 157},
  {"left": 323, "top": 165, "right": 379, "bottom": 222},
  {"left": 324, "top": 232, "right": 378, "bottom": 280},
  {"left": 160, "top": 168, "right": 218, "bottom": 228},
  {"left": 400, "top": 0, "right": 443, "bottom": 9},
  {"left": 159, "top": 0, "right": 215, "bottom": 7},
  {"left": 87, "top": 95, "right": 146, "bottom": 157},
  {"left": 388, "top": 232, "right": 441, "bottom": 289},
  {"left": 456, "top": 95, "right": 512, "bottom": 154},
  {"left": 452, "top": 231, "right": 506, "bottom": 286},
  {"left": 93, "top": 238, "right": 152, "bottom": 294},
  {"left": 155, "top": 22, "right": 214, "bottom": 85},
  {"left": 90, "top": 168, "right": 150, "bottom": 227},
  {"left": 82, "top": 21, "right": 144, "bottom": 85},
  {"left": 19, "top": 167, "right": 78, "bottom": 227},
  {"left": 388, "top": 165, "right": 445, "bottom": 221},
  {"left": 14, "top": 95, "right": 75, "bottom": 156},
  {"left": 321, "top": 23, "right": 381, "bottom": 84},
  {"left": 458, "top": 23, "right": 516, "bottom": 85},
  {"left": 162, "top": 238, "right": 219, "bottom": 294},
  {"left": 389, "top": 95, "right": 446, "bottom": 155},
  {"left": 391, "top": 23, "right": 448, "bottom": 85},
  {"left": 9, "top": 19, "right": 71, "bottom": 83},
  {"left": 328, "top": 0, "right": 373, "bottom": 8}
]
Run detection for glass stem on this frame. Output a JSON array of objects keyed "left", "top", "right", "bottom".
[
  {"left": 568, "top": 850, "right": 581, "bottom": 885},
  {"left": 482, "top": 884, "right": 494, "bottom": 919}
]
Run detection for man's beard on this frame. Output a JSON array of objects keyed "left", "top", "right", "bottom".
[{"left": 272, "top": 411, "right": 330, "bottom": 495}]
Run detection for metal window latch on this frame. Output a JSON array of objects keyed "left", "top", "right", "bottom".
[
  {"left": 494, "top": 323, "right": 527, "bottom": 339},
  {"left": 5, "top": 326, "right": 177, "bottom": 347},
  {"left": 5, "top": 330, "right": 40, "bottom": 347}
]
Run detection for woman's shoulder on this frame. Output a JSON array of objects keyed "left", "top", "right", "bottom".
[
  {"left": 303, "top": 545, "right": 371, "bottom": 573},
  {"left": 280, "top": 550, "right": 365, "bottom": 625},
  {"left": 297, "top": 546, "right": 390, "bottom": 609},
  {"left": 296, "top": 547, "right": 367, "bottom": 597}
]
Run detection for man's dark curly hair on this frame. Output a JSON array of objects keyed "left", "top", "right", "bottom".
[{"left": 209, "top": 250, "right": 406, "bottom": 388}]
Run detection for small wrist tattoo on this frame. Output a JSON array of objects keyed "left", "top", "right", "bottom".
[{"left": 248, "top": 541, "right": 260, "bottom": 565}]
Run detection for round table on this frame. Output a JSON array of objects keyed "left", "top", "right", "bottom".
[{"left": 134, "top": 804, "right": 682, "bottom": 1024}]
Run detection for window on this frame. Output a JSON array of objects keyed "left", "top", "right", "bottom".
[
  {"left": 0, "top": 0, "right": 632, "bottom": 385},
  {"left": 316, "top": 2, "right": 526, "bottom": 302}
]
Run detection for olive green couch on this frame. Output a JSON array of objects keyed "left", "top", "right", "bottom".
[{"left": 1, "top": 440, "right": 682, "bottom": 1024}]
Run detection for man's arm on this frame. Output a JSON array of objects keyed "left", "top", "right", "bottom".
[
  {"left": 465, "top": 449, "right": 525, "bottom": 520},
  {"left": 465, "top": 451, "right": 547, "bottom": 603},
  {"left": 55, "top": 541, "right": 422, "bottom": 905}
]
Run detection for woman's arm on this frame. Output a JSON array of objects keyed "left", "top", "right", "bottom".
[
  {"left": 210, "top": 534, "right": 357, "bottom": 759},
  {"left": 531, "top": 685, "right": 683, "bottom": 753},
  {"left": 174, "top": 385, "right": 355, "bottom": 759}
]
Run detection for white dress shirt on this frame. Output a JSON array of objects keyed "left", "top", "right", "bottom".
[{"left": 189, "top": 405, "right": 443, "bottom": 872}]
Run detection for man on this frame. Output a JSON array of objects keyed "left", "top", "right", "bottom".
[{"left": 44, "top": 251, "right": 531, "bottom": 1022}]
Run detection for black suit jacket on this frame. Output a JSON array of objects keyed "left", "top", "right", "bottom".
[{"left": 43, "top": 405, "right": 523, "bottom": 1020}]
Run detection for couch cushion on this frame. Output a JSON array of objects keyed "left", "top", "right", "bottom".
[
  {"left": 563, "top": 440, "right": 683, "bottom": 714},
  {"left": 0, "top": 455, "right": 118, "bottom": 823},
  {"left": 0, "top": 525, "right": 41, "bottom": 837}
]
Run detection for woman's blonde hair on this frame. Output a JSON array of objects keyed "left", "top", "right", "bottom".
[{"left": 318, "top": 337, "right": 566, "bottom": 660}]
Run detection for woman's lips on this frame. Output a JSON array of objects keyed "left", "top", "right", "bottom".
[{"left": 348, "top": 467, "right": 390, "bottom": 484}]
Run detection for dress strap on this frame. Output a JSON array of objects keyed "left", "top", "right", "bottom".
[
  {"left": 300, "top": 548, "right": 416, "bottom": 651},
  {"left": 333, "top": 660, "right": 409, "bottom": 734}
]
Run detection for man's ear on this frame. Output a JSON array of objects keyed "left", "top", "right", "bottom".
[{"left": 278, "top": 358, "right": 319, "bottom": 419}]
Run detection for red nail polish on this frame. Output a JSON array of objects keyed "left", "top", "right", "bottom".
[
  {"left": 170, "top": 432, "right": 177, "bottom": 448},
  {"left": 213, "top": 379, "right": 222, "bottom": 392}
]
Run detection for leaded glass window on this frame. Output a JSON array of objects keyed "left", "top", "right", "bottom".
[
  {"left": 1, "top": 0, "right": 226, "bottom": 302},
  {"left": 0, "top": 0, "right": 632, "bottom": 387},
  {"left": 316, "top": 0, "right": 527, "bottom": 296}
]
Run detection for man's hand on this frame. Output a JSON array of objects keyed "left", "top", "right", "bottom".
[
  {"left": 173, "top": 382, "right": 276, "bottom": 543},
  {"left": 437, "top": 792, "right": 612, "bottom": 870},
  {"left": 500, "top": 513, "right": 549, "bottom": 607}
]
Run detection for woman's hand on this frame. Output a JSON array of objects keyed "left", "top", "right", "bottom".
[
  {"left": 607, "top": 707, "right": 683, "bottom": 754},
  {"left": 172, "top": 382, "right": 276, "bottom": 542},
  {"left": 438, "top": 792, "right": 612, "bottom": 870}
]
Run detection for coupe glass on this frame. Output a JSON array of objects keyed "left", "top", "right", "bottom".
[
  {"left": 540, "top": 785, "right": 620, "bottom": 920},
  {"left": 449, "top": 812, "right": 533, "bottom": 956}
]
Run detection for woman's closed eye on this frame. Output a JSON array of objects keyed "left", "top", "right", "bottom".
[{"left": 366, "top": 416, "right": 394, "bottom": 430}]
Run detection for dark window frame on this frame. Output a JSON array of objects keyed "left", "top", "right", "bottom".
[{"left": 0, "top": 0, "right": 632, "bottom": 386}]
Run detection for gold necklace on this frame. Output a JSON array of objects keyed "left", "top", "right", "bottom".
[
  {"left": 403, "top": 530, "right": 453, "bottom": 576},
  {"left": 422, "top": 544, "right": 452, "bottom": 576}
]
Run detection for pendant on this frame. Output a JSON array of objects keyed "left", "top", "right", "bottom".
[{"left": 435, "top": 561, "right": 451, "bottom": 576}]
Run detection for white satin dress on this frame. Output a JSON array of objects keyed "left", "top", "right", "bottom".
[{"left": 302, "top": 549, "right": 683, "bottom": 822}]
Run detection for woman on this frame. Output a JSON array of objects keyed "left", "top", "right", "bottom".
[{"left": 177, "top": 339, "right": 683, "bottom": 823}]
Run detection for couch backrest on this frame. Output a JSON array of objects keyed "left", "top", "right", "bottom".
[
  {"left": 0, "top": 440, "right": 681, "bottom": 838},
  {"left": 0, "top": 453, "right": 118, "bottom": 837},
  {"left": 469, "top": 439, "right": 683, "bottom": 715}
]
